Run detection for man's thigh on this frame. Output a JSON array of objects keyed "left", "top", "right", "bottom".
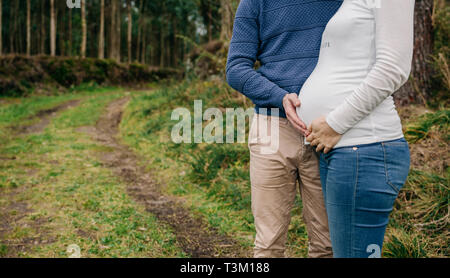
[
  {"left": 248, "top": 114, "right": 301, "bottom": 255},
  {"left": 298, "top": 145, "right": 333, "bottom": 257},
  {"left": 248, "top": 114, "right": 301, "bottom": 214}
]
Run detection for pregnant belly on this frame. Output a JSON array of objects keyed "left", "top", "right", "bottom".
[{"left": 296, "top": 87, "right": 354, "bottom": 127}]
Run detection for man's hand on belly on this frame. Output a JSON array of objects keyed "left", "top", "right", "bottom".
[{"left": 283, "top": 93, "right": 308, "bottom": 135}]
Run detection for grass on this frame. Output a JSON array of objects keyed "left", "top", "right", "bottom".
[
  {"left": 0, "top": 79, "right": 447, "bottom": 258},
  {"left": 405, "top": 109, "right": 449, "bottom": 143},
  {"left": 0, "top": 88, "right": 184, "bottom": 258},
  {"left": 384, "top": 169, "right": 449, "bottom": 257},
  {"left": 120, "top": 79, "right": 448, "bottom": 258},
  {"left": 383, "top": 105, "right": 449, "bottom": 258},
  {"left": 0, "top": 85, "right": 120, "bottom": 140},
  {"left": 120, "top": 80, "right": 308, "bottom": 257}
]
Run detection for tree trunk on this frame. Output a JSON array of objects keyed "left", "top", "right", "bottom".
[
  {"left": 117, "top": 2, "right": 121, "bottom": 62},
  {"left": 173, "top": 18, "right": 178, "bottom": 67},
  {"left": 140, "top": 20, "right": 146, "bottom": 64},
  {"left": 166, "top": 23, "right": 171, "bottom": 67},
  {"left": 68, "top": 8, "right": 72, "bottom": 56},
  {"left": 32, "top": 4, "right": 38, "bottom": 55},
  {"left": 81, "top": 0, "right": 86, "bottom": 58},
  {"left": 219, "top": 0, "right": 230, "bottom": 41},
  {"left": 127, "top": 0, "right": 132, "bottom": 64},
  {"left": 110, "top": 0, "right": 117, "bottom": 60},
  {"left": 150, "top": 32, "right": 155, "bottom": 65},
  {"left": 98, "top": 0, "right": 105, "bottom": 59},
  {"left": 50, "top": 0, "right": 56, "bottom": 56},
  {"left": 394, "top": 0, "right": 434, "bottom": 105},
  {"left": 15, "top": 1, "right": 21, "bottom": 54},
  {"left": 27, "top": 0, "right": 31, "bottom": 56},
  {"left": 207, "top": 4, "right": 213, "bottom": 42},
  {"left": 10, "top": 1, "right": 19, "bottom": 54},
  {"left": 59, "top": 1, "right": 65, "bottom": 56},
  {"left": 110, "top": 0, "right": 120, "bottom": 62},
  {"left": 136, "top": 0, "right": 143, "bottom": 62},
  {"left": 9, "top": 1, "right": 13, "bottom": 53},
  {"left": 41, "top": 0, "right": 46, "bottom": 54},
  {"left": 0, "top": 0, "right": 2, "bottom": 56},
  {"left": 159, "top": 3, "right": 166, "bottom": 67},
  {"left": 160, "top": 26, "right": 165, "bottom": 67},
  {"left": 220, "top": 0, "right": 239, "bottom": 42}
]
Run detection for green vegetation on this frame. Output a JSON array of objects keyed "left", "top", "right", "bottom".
[
  {"left": 384, "top": 106, "right": 449, "bottom": 257},
  {"left": 0, "top": 56, "right": 178, "bottom": 97},
  {"left": 120, "top": 80, "right": 448, "bottom": 258},
  {"left": 0, "top": 79, "right": 447, "bottom": 258},
  {"left": 118, "top": 81, "right": 280, "bottom": 256},
  {"left": 0, "top": 88, "right": 184, "bottom": 257},
  {"left": 1, "top": 0, "right": 448, "bottom": 258},
  {"left": 120, "top": 81, "right": 258, "bottom": 252},
  {"left": 385, "top": 168, "right": 449, "bottom": 257},
  {"left": 405, "top": 109, "right": 449, "bottom": 143}
]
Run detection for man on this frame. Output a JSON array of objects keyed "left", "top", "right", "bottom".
[{"left": 226, "top": 0, "right": 343, "bottom": 258}]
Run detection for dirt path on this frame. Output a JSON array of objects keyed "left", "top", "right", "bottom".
[
  {"left": 81, "top": 97, "right": 251, "bottom": 258},
  {"left": 15, "top": 100, "right": 81, "bottom": 135},
  {"left": 0, "top": 99, "right": 82, "bottom": 257}
]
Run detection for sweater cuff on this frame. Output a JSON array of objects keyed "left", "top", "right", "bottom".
[
  {"left": 326, "top": 112, "right": 347, "bottom": 135},
  {"left": 270, "top": 86, "right": 288, "bottom": 111}
]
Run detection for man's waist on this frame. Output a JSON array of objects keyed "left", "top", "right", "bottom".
[{"left": 255, "top": 106, "right": 287, "bottom": 119}]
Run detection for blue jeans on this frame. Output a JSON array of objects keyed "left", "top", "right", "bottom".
[{"left": 319, "top": 138, "right": 410, "bottom": 258}]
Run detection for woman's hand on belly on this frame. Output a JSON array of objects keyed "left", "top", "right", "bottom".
[{"left": 307, "top": 116, "right": 342, "bottom": 154}]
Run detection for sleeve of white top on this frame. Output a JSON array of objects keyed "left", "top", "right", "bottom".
[{"left": 326, "top": 0, "right": 415, "bottom": 135}]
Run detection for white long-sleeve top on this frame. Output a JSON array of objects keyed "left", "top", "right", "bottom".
[{"left": 297, "top": 0, "right": 415, "bottom": 148}]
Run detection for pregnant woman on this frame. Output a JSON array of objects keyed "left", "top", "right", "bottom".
[{"left": 297, "top": 0, "right": 415, "bottom": 258}]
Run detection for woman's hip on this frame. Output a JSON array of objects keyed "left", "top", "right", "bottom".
[{"left": 319, "top": 138, "right": 410, "bottom": 196}]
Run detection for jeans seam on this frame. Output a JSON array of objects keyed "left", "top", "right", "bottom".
[
  {"left": 351, "top": 149, "right": 359, "bottom": 258},
  {"left": 381, "top": 143, "right": 400, "bottom": 194}
]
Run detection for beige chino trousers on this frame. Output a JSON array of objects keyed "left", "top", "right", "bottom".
[{"left": 248, "top": 113, "right": 332, "bottom": 258}]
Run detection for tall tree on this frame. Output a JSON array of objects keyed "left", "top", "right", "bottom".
[
  {"left": 160, "top": 24, "right": 165, "bottom": 67},
  {"left": 58, "top": 0, "right": 66, "bottom": 56},
  {"left": 110, "top": 0, "right": 120, "bottom": 62},
  {"left": 110, "top": 0, "right": 116, "bottom": 60},
  {"left": 395, "top": 0, "right": 435, "bottom": 105},
  {"left": 136, "top": 0, "right": 143, "bottom": 62},
  {"left": 207, "top": 3, "right": 213, "bottom": 42},
  {"left": 81, "top": 0, "right": 86, "bottom": 58},
  {"left": 10, "top": 0, "right": 19, "bottom": 53},
  {"left": 98, "top": 0, "right": 105, "bottom": 59},
  {"left": 127, "top": 0, "right": 132, "bottom": 63},
  {"left": 160, "top": 2, "right": 166, "bottom": 67},
  {"left": 0, "top": 0, "right": 235, "bottom": 64},
  {"left": 199, "top": 0, "right": 219, "bottom": 43},
  {"left": 173, "top": 17, "right": 178, "bottom": 67},
  {"left": 0, "top": 0, "right": 2, "bottom": 56},
  {"left": 41, "top": 0, "right": 46, "bottom": 54},
  {"left": 220, "top": 0, "right": 239, "bottom": 42},
  {"left": 117, "top": 1, "right": 121, "bottom": 62},
  {"left": 140, "top": 18, "right": 146, "bottom": 64},
  {"left": 27, "top": 0, "right": 31, "bottom": 56},
  {"left": 68, "top": 7, "right": 72, "bottom": 56},
  {"left": 50, "top": 0, "right": 56, "bottom": 56}
]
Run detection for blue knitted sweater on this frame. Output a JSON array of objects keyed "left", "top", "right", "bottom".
[{"left": 226, "top": 0, "right": 343, "bottom": 118}]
